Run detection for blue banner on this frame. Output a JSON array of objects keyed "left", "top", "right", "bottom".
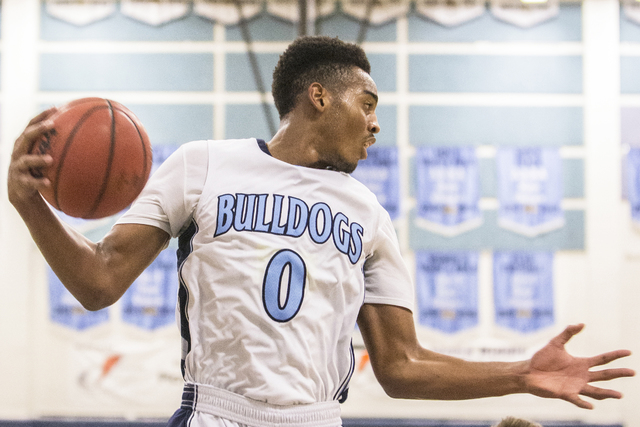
[
  {"left": 152, "top": 144, "right": 180, "bottom": 174},
  {"left": 121, "top": 249, "right": 178, "bottom": 330},
  {"left": 627, "top": 147, "right": 640, "bottom": 225},
  {"left": 497, "top": 148, "right": 564, "bottom": 237},
  {"left": 415, "top": 147, "right": 482, "bottom": 236},
  {"left": 49, "top": 267, "right": 109, "bottom": 330},
  {"left": 351, "top": 146, "right": 401, "bottom": 220},
  {"left": 493, "top": 251, "right": 554, "bottom": 333},
  {"left": 415, "top": 251, "right": 479, "bottom": 334}
]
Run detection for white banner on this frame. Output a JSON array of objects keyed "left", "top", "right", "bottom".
[
  {"left": 489, "top": 0, "right": 560, "bottom": 29},
  {"left": 69, "top": 338, "right": 182, "bottom": 407},
  {"left": 415, "top": 0, "right": 486, "bottom": 28},
  {"left": 193, "top": 0, "right": 263, "bottom": 25},
  {"left": 45, "top": 0, "right": 118, "bottom": 26},
  {"left": 120, "top": 0, "right": 191, "bottom": 26},
  {"left": 341, "top": 0, "right": 411, "bottom": 25}
]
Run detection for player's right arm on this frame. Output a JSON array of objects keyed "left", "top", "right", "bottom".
[{"left": 7, "top": 109, "right": 170, "bottom": 311}]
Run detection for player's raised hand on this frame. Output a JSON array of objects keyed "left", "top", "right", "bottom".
[
  {"left": 7, "top": 108, "right": 57, "bottom": 206},
  {"left": 524, "top": 324, "right": 635, "bottom": 409}
]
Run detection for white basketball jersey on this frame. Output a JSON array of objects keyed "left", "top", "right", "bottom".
[{"left": 118, "top": 138, "right": 414, "bottom": 406}]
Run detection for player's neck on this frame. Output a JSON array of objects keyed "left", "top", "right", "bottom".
[{"left": 266, "top": 114, "right": 327, "bottom": 170}]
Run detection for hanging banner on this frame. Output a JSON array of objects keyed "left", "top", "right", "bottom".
[
  {"left": 341, "top": 0, "right": 411, "bottom": 25},
  {"left": 627, "top": 148, "right": 640, "bottom": 229},
  {"left": 489, "top": 0, "right": 560, "bottom": 29},
  {"left": 45, "top": 0, "right": 118, "bottom": 26},
  {"left": 497, "top": 147, "right": 564, "bottom": 237},
  {"left": 49, "top": 268, "right": 109, "bottom": 330},
  {"left": 351, "top": 146, "right": 401, "bottom": 220},
  {"left": 493, "top": 251, "right": 554, "bottom": 333},
  {"left": 415, "top": 146, "right": 482, "bottom": 236},
  {"left": 120, "top": 0, "right": 191, "bottom": 26},
  {"left": 193, "top": 0, "right": 263, "bottom": 25},
  {"left": 622, "top": 0, "right": 640, "bottom": 26},
  {"left": 152, "top": 144, "right": 181, "bottom": 174},
  {"left": 415, "top": 251, "right": 479, "bottom": 334},
  {"left": 415, "top": 0, "right": 486, "bottom": 27},
  {"left": 121, "top": 250, "right": 178, "bottom": 330}
]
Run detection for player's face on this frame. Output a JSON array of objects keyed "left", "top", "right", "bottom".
[{"left": 321, "top": 68, "right": 380, "bottom": 174}]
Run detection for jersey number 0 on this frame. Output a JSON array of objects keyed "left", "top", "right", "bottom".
[{"left": 262, "top": 249, "right": 306, "bottom": 322}]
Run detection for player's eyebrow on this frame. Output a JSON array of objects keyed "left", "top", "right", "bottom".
[{"left": 363, "top": 90, "right": 378, "bottom": 103}]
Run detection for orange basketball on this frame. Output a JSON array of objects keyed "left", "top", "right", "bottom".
[{"left": 31, "top": 98, "right": 152, "bottom": 219}]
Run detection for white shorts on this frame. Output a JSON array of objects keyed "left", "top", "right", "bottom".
[
  {"left": 168, "top": 410, "right": 250, "bottom": 427},
  {"left": 167, "top": 383, "right": 343, "bottom": 427}
]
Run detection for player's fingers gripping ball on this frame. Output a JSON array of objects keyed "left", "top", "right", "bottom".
[{"left": 30, "top": 97, "right": 152, "bottom": 219}]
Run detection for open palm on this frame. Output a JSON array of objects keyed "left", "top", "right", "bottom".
[{"left": 526, "top": 324, "right": 635, "bottom": 409}]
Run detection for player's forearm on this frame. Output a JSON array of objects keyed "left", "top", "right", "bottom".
[
  {"left": 377, "top": 351, "right": 530, "bottom": 401},
  {"left": 12, "top": 195, "right": 117, "bottom": 310}
]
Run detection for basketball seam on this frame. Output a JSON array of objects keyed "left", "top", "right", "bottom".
[
  {"left": 118, "top": 107, "right": 150, "bottom": 194},
  {"left": 54, "top": 104, "right": 109, "bottom": 211},
  {"left": 85, "top": 100, "right": 117, "bottom": 218}
]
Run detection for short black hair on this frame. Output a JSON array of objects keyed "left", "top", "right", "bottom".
[{"left": 272, "top": 36, "right": 371, "bottom": 119}]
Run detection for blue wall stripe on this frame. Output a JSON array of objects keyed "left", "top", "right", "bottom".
[
  {"left": 620, "top": 9, "right": 640, "bottom": 42},
  {"left": 225, "top": 12, "right": 297, "bottom": 41},
  {"left": 409, "top": 55, "right": 582, "bottom": 93},
  {"left": 408, "top": 3, "right": 582, "bottom": 42},
  {"left": 369, "top": 54, "right": 397, "bottom": 92},
  {"left": 225, "top": 104, "right": 279, "bottom": 139},
  {"left": 409, "top": 106, "right": 583, "bottom": 146},
  {"left": 125, "top": 104, "right": 213, "bottom": 145},
  {"left": 621, "top": 56, "right": 640, "bottom": 94},
  {"left": 40, "top": 53, "right": 214, "bottom": 91},
  {"left": 374, "top": 105, "right": 397, "bottom": 146},
  {"left": 409, "top": 209, "right": 584, "bottom": 250},
  {"left": 225, "top": 52, "right": 281, "bottom": 92},
  {"left": 316, "top": 11, "right": 397, "bottom": 42}
]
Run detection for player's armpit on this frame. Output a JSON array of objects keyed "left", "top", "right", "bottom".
[{"left": 86, "top": 223, "right": 170, "bottom": 310}]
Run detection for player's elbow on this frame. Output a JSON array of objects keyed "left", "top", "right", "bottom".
[
  {"left": 374, "top": 367, "right": 416, "bottom": 399},
  {"left": 73, "top": 279, "right": 122, "bottom": 311}
]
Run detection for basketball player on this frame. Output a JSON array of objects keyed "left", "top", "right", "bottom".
[{"left": 7, "top": 36, "right": 635, "bottom": 427}]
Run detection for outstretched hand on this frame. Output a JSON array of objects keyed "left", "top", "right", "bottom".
[{"left": 525, "top": 324, "right": 635, "bottom": 409}]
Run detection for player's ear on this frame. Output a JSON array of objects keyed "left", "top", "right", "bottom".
[{"left": 308, "top": 83, "right": 328, "bottom": 112}]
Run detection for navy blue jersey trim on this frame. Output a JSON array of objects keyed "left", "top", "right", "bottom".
[
  {"left": 177, "top": 219, "right": 199, "bottom": 378},
  {"left": 257, "top": 138, "right": 271, "bottom": 156},
  {"left": 335, "top": 340, "right": 356, "bottom": 402}
]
